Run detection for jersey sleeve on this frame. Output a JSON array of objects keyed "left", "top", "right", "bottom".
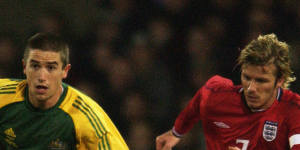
[
  {"left": 289, "top": 126, "right": 300, "bottom": 150},
  {"left": 92, "top": 105, "right": 129, "bottom": 150},
  {"left": 173, "top": 75, "right": 234, "bottom": 136},
  {"left": 0, "top": 79, "right": 26, "bottom": 108},
  {"left": 74, "top": 99, "right": 129, "bottom": 150},
  {"left": 77, "top": 108, "right": 129, "bottom": 150},
  {"left": 288, "top": 99, "right": 300, "bottom": 149},
  {"left": 291, "top": 145, "right": 300, "bottom": 150},
  {"left": 60, "top": 87, "right": 129, "bottom": 150},
  {"left": 173, "top": 87, "right": 202, "bottom": 136}
]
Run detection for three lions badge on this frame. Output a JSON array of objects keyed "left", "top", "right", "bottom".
[{"left": 263, "top": 121, "right": 278, "bottom": 141}]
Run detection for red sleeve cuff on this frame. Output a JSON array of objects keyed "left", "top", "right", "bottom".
[{"left": 172, "top": 126, "right": 184, "bottom": 138}]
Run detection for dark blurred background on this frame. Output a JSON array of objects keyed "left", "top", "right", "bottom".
[{"left": 1, "top": 0, "right": 300, "bottom": 149}]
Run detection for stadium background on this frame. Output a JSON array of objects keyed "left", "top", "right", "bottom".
[{"left": 1, "top": 0, "right": 300, "bottom": 149}]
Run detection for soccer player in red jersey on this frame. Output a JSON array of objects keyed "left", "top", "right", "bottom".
[{"left": 156, "top": 33, "right": 300, "bottom": 150}]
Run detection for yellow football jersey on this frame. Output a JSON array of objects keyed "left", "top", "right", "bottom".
[{"left": 0, "top": 78, "right": 129, "bottom": 150}]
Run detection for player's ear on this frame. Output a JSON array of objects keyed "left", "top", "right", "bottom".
[
  {"left": 62, "top": 64, "right": 71, "bottom": 79},
  {"left": 276, "top": 77, "right": 284, "bottom": 88}
]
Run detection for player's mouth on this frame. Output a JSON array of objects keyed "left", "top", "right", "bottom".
[
  {"left": 35, "top": 85, "right": 48, "bottom": 94},
  {"left": 246, "top": 95, "right": 259, "bottom": 102}
]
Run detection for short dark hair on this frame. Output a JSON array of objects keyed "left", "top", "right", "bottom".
[{"left": 23, "top": 33, "right": 70, "bottom": 68}]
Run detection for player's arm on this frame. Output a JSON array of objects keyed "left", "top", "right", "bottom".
[
  {"left": 156, "top": 88, "right": 203, "bottom": 150},
  {"left": 291, "top": 145, "right": 300, "bottom": 150},
  {"left": 79, "top": 120, "right": 129, "bottom": 150},
  {"left": 73, "top": 97, "right": 129, "bottom": 150},
  {"left": 288, "top": 103, "right": 300, "bottom": 149},
  {"left": 89, "top": 107, "right": 129, "bottom": 150},
  {"left": 173, "top": 87, "right": 203, "bottom": 136}
]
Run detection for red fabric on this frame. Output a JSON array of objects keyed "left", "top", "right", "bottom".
[
  {"left": 174, "top": 75, "right": 300, "bottom": 149},
  {"left": 292, "top": 145, "right": 300, "bottom": 150}
]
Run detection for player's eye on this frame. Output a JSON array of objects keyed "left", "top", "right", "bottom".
[
  {"left": 30, "top": 64, "right": 40, "bottom": 69},
  {"left": 47, "top": 65, "right": 57, "bottom": 71},
  {"left": 243, "top": 74, "right": 251, "bottom": 81},
  {"left": 256, "top": 78, "right": 268, "bottom": 83}
]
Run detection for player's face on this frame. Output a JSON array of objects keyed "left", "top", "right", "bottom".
[
  {"left": 23, "top": 50, "right": 70, "bottom": 106},
  {"left": 241, "top": 64, "right": 283, "bottom": 111}
]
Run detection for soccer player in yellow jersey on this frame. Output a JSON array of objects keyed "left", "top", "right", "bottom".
[{"left": 0, "top": 33, "right": 129, "bottom": 150}]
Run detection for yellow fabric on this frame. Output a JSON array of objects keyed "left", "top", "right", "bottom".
[
  {"left": 59, "top": 86, "right": 129, "bottom": 150},
  {"left": 0, "top": 79, "right": 129, "bottom": 150},
  {"left": 0, "top": 79, "right": 26, "bottom": 108}
]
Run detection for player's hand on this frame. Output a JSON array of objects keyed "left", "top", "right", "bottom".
[
  {"left": 156, "top": 130, "right": 181, "bottom": 150},
  {"left": 228, "top": 146, "right": 241, "bottom": 150}
]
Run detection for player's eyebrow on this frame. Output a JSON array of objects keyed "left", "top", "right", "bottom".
[
  {"left": 47, "top": 61, "right": 59, "bottom": 65},
  {"left": 30, "top": 59, "right": 58, "bottom": 65}
]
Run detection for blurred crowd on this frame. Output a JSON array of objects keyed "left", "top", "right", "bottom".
[{"left": 1, "top": 0, "right": 300, "bottom": 149}]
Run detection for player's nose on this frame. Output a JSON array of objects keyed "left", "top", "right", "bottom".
[{"left": 247, "top": 80, "right": 257, "bottom": 92}]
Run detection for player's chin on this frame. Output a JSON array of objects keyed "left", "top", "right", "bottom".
[
  {"left": 36, "top": 95, "right": 50, "bottom": 102},
  {"left": 247, "top": 102, "right": 261, "bottom": 110}
]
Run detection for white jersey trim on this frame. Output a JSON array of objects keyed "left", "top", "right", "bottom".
[
  {"left": 172, "top": 127, "right": 184, "bottom": 138},
  {"left": 289, "top": 134, "right": 300, "bottom": 148}
]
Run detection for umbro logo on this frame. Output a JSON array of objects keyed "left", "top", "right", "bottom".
[{"left": 213, "top": 121, "right": 230, "bottom": 128}]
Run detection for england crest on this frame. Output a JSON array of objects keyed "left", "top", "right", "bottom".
[{"left": 262, "top": 121, "right": 278, "bottom": 142}]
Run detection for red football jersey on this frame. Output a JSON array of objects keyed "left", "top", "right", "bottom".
[{"left": 174, "top": 75, "right": 300, "bottom": 150}]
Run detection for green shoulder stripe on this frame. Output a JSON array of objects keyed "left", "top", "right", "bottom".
[
  {"left": 0, "top": 83, "right": 18, "bottom": 87},
  {"left": 0, "top": 80, "right": 21, "bottom": 94},
  {"left": 0, "top": 83, "right": 17, "bottom": 88},
  {"left": 77, "top": 96, "right": 108, "bottom": 133},
  {"left": 72, "top": 103, "right": 110, "bottom": 150},
  {"left": 0, "top": 87, "right": 17, "bottom": 90},
  {"left": 0, "top": 86, "right": 17, "bottom": 94},
  {"left": 77, "top": 96, "right": 112, "bottom": 149},
  {"left": 8, "top": 78, "right": 23, "bottom": 81},
  {"left": 0, "top": 83, "right": 17, "bottom": 93},
  {"left": 72, "top": 97, "right": 111, "bottom": 150},
  {"left": 0, "top": 91, "right": 16, "bottom": 94},
  {"left": 72, "top": 102, "right": 105, "bottom": 136}
]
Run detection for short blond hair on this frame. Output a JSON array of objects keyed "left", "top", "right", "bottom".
[{"left": 238, "top": 33, "right": 295, "bottom": 89}]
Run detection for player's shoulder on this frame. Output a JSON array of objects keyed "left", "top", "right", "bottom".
[
  {"left": 60, "top": 83, "right": 106, "bottom": 119},
  {"left": 280, "top": 89, "right": 300, "bottom": 107},
  {"left": 278, "top": 90, "right": 300, "bottom": 126},
  {"left": 0, "top": 78, "right": 24, "bottom": 86},
  {"left": 0, "top": 78, "right": 26, "bottom": 108},
  {"left": 61, "top": 83, "right": 103, "bottom": 113},
  {"left": 60, "top": 84, "right": 111, "bottom": 137},
  {"left": 204, "top": 75, "right": 238, "bottom": 92}
]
